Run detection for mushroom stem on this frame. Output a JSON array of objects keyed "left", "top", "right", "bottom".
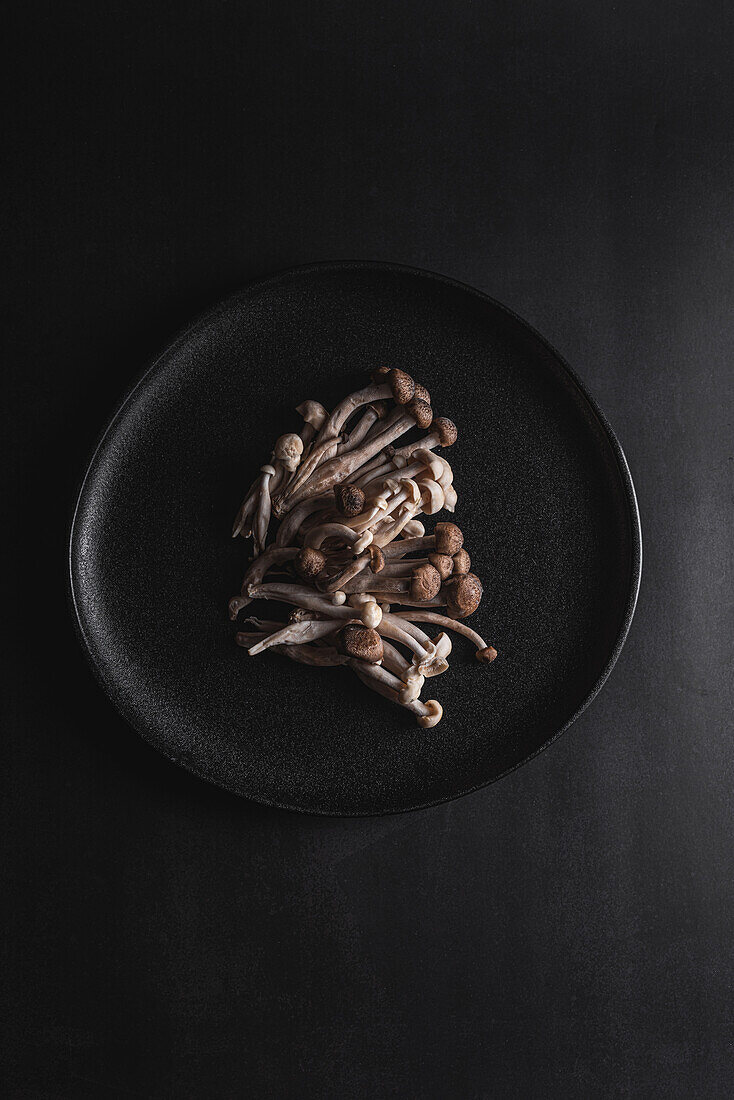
[
  {"left": 305, "top": 522, "right": 371, "bottom": 551},
  {"left": 317, "top": 554, "right": 371, "bottom": 593},
  {"left": 246, "top": 582, "right": 355, "bottom": 616},
  {"left": 275, "top": 496, "right": 332, "bottom": 547},
  {"left": 392, "top": 611, "right": 497, "bottom": 662},
  {"left": 276, "top": 435, "right": 343, "bottom": 509},
  {"left": 240, "top": 546, "right": 299, "bottom": 596},
  {"left": 247, "top": 583, "right": 378, "bottom": 626},
  {"left": 273, "top": 643, "right": 348, "bottom": 667},
  {"left": 342, "top": 574, "right": 409, "bottom": 594},
  {"left": 252, "top": 465, "right": 276, "bottom": 556},
  {"left": 336, "top": 404, "right": 383, "bottom": 453},
  {"left": 314, "top": 382, "right": 393, "bottom": 447},
  {"left": 352, "top": 451, "right": 394, "bottom": 486},
  {"left": 350, "top": 662, "right": 442, "bottom": 726},
  {"left": 379, "top": 639, "right": 411, "bottom": 679},
  {"left": 247, "top": 618, "right": 342, "bottom": 655},
  {"left": 376, "top": 617, "right": 429, "bottom": 661}
]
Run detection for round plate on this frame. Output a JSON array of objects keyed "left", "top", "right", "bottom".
[{"left": 70, "top": 263, "right": 641, "bottom": 815}]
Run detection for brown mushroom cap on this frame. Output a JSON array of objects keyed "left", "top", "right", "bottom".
[
  {"left": 476, "top": 646, "right": 498, "bottom": 664},
  {"left": 337, "top": 623, "right": 384, "bottom": 663},
  {"left": 388, "top": 369, "right": 415, "bottom": 405},
  {"left": 410, "top": 563, "right": 442, "bottom": 602},
  {"left": 413, "top": 381, "right": 431, "bottom": 404},
  {"left": 433, "top": 417, "right": 458, "bottom": 447},
  {"left": 334, "top": 482, "right": 366, "bottom": 518},
  {"left": 369, "top": 545, "right": 386, "bottom": 573},
  {"left": 434, "top": 521, "right": 464, "bottom": 555},
  {"left": 428, "top": 552, "right": 454, "bottom": 581},
  {"left": 294, "top": 547, "right": 327, "bottom": 580},
  {"left": 444, "top": 572, "right": 483, "bottom": 619},
  {"left": 406, "top": 398, "right": 433, "bottom": 430},
  {"left": 452, "top": 548, "right": 471, "bottom": 575}
]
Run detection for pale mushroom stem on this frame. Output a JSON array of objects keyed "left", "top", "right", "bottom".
[
  {"left": 392, "top": 611, "right": 497, "bottom": 661},
  {"left": 318, "top": 554, "right": 372, "bottom": 593},
  {"left": 252, "top": 466, "right": 276, "bottom": 556},
  {"left": 350, "top": 662, "right": 442, "bottom": 726},
  {"left": 336, "top": 405, "right": 381, "bottom": 453},
  {"left": 314, "top": 382, "right": 393, "bottom": 447},
  {"left": 247, "top": 618, "right": 343, "bottom": 655},
  {"left": 278, "top": 435, "right": 343, "bottom": 504},
  {"left": 273, "top": 643, "right": 348, "bottom": 667},
  {"left": 240, "top": 546, "right": 299, "bottom": 596},
  {"left": 275, "top": 495, "right": 333, "bottom": 547}
]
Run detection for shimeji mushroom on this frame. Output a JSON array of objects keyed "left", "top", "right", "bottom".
[
  {"left": 381, "top": 521, "right": 464, "bottom": 561},
  {"left": 246, "top": 617, "right": 345, "bottom": 655},
  {"left": 296, "top": 400, "right": 328, "bottom": 448},
  {"left": 390, "top": 416, "right": 458, "bottom": 460},
  {"left": 392, "top": 611, "right": 497, "bottom": 663},
  {"left": 229, "top": 371, "right": 495, "bottom": 728},
  {"left": 379, "top": 573, "right": 484, "bottom": 620},
  {"left": 252, "top": 464, "right": 276, "bottom": 556},
  {"left": 273, "top": 433, "right": 304, "bottom": 476},
  {"left": 350, "top": 661, "right": 443, "bottom": 727}
]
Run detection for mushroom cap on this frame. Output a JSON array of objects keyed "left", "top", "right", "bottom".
[
  {"left": 334, "top": 482, "right": 366, "bottom": 518},
  {"left": 402, "top": 519, "right": 425, "bottom": 539},
  {"left": 434, "top": 455, "right": 454, "bottom": 489},
  {"left": 417, "top": 700, "right": 443, "bottom": 728},
  {"left": 399, "top": 674, "right": 424, "bottom": 703},
  {"left": 419, "top": 477, "right": 445, "bottom": 515},
  {"left": 434, "top": 521, "right": 464, "bottom": 555},
  {"left": 413, "top": 381, "right": 431, "bottom": 404},
  {"left": 294, "top": 547, "right": 327, "bottom": 580},
  {"left": 443, "top": 485, "right": 458, "bottom": 513},
  {"left": 361, "top": 601, "right": 383, "bottom": 629},
  {"left": 369, "top": 545, "right": 386, "bottom": 573},
  {"left": 337, "top": 623, "right": 384, "bottom": 663},
  {"left": 452, "top": 548, "right": 471, "bottom": 575},
  {"left": 388, "top": 369, "right": 416, "bottom": 405},
  {"left": 370, "top": 366, "right": 390, "bottom": 383},
  {"left": 274, "top": 433, "right": 304, "bottom": 471},
  {"left": 414, "top": 447, "right": 445, "bottom": 481},
  {"left": 429, "top": 553, "right": 454, "bottom": 581},
  {"left": 444, "top": 572, "right": 483, "bottom": 619},
  {"left": 296, "top": 400, "right": 328, "bottom": 429},
  {"left": 476, "top": 646, "right": 498, "bottom": 664},
  {"left": 401, "top": 478, "right": 423, "bottom": 506},
  {"left": 406, "top": 399, "right": 433, "bottom": 430},
  {"left": 410, "top": 563, "right": 442, "bottom": 602},
  {"left": 433, "top": 417, "right": 458, "bottom": 447}
]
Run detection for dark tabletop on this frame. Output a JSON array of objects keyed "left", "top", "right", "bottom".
[{"left": 3, "top": 2, "right": 733, "bottom": 1097}]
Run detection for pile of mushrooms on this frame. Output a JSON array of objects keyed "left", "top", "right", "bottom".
[{"left": 229, "top": 368, "right": 496, "bottom": 728}]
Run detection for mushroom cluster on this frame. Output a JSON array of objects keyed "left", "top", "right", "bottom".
[{"left": 229, "top": 369, "right": 497, "bottom": 727}]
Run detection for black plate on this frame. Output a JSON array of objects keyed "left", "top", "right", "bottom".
[{"left": 69, "top": 263, "right": 641, "bottom": 815}]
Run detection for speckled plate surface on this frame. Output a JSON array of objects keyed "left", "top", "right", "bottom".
[{"left": 69, "top": 263, "right": 641, "bottom": 815}]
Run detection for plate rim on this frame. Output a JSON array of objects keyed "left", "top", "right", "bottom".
[{"left": 68, "top": 260, "right": 643, "bottom": 816}]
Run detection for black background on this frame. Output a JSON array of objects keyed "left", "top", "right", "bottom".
[{"left": 3, "top": 2, "right": 733, "bottom": 1097}]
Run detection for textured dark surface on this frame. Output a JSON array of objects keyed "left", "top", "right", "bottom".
[
  {"left": 70, "top": 264, "right": 640, "bottom": 814},
  {"left": 3, "top": 0, "right": 734, "bottom": 1096}
]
